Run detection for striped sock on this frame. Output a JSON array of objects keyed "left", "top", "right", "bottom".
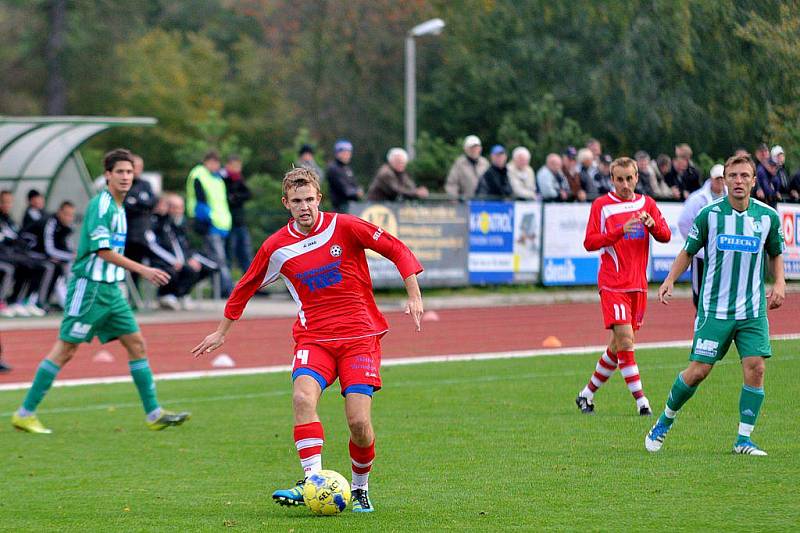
[
  {"left": 580, "top": 349, "right": 618, "bottom": 399},
  {"left": 294, "top": 422, "right": 324, "bottom": 476},
  {"left": 21, "top": 359, "right": 61, "bottom": 413},
  {"left": 618, "top": 350, "right": 648, "bottom": 407},
  {"left": 349, "top": 439, "right": 375, "bottom": 491}
]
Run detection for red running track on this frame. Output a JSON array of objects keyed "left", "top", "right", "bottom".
[{"left": 1, "top": 297, "right": 798, "bottom": 384}]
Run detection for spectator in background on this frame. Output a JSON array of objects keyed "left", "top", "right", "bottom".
[
  {"left": 586, "top": 138, "right": 602, "bottom": 166},
  {"left": 22, "top": 189, "right": 46, "bottom": 231},
  {"left": 757, "top": 157, "right": 781, "bottom": 208},
  {"left": 326, "top": 139, "right": 362, "bottom": 213},
  {"left": 31, "top": 201, "right": 75, "bottom": 311},
  {"left": 295, "top": 144, "right": 323, "bottom": 177},
  {"left": 753, "top": 142, "right": 770, "bottom": 201},
  {"left": 562, "top": 146, "right": 584, "bottom": 201},
  {"left": 577, "top": 148, "right": 598, "bottom": 199},
  {"left": 595, "top": 154, "right": 614, "bottom": 194},
  {"left": 656, "top": 154, "right": 672, "bottom": 181},
  {"left": 221, "top": 154, "right": 253, "bottom": 273},
  {"left": 146, "top": 194, "right": 218, "bottom": 310},
  {"left": 665, "top": 156, "right": 701, "bottom": 199},
  {"left": 789, "top": 169, "right": 800, "bottom": 201},
  {"left": 445, "top": 135, "right": 489, "bottom": 199},
  {"left": 506, "top": 146, "right": 536, "bottom": 200},
  {"left": 476, "top": 145, "right": 513, "bottom": 198},
  {"left": 537, "top": 153, "right": 570, "bottom": 201},
  {"left": 635, "top": 151, "right": 671, "bottom": 199},
  {"left": 678, "top": 164, "right": 726, "bottom": 309},
  {"left": 368, "top": 148, "right": 428, "bottom": 202},
  {"left": 0, "top": 190, "right": 48, "bottom": 317},
  {"left": 633, "top": 152, "right": 654, "bottom": 197},
  {"left": 674, "top": 143, "right": 696, "bottom": 167},
  {"left": 124, "top": 154, "right": 157, "bottom": 286},
  {"left": 771, "top": 145, "right": 791, "bottom": 201},
  {"left": 186, "top": 151, "right": 233, "bottom": 296}
]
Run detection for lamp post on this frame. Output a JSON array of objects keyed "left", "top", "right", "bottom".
[{"left": 405, "top": 18, "right": 445, "bottom": 160}]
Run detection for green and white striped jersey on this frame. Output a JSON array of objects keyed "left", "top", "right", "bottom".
[
  {"left": 71, "top": 189, "right": 128, "bottom": 283},
  {"left": 684, "top": 197, "right": 784, "bottom": 320}
]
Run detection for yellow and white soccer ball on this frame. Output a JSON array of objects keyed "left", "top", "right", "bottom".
[{"left": 303, "top": 470, "right": 351, "bottom": 516}]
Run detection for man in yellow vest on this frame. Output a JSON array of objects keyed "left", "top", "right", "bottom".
[{"left": 186, "top": 151, "right": 233, "bottom": 296}]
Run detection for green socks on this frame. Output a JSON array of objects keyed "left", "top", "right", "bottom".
[
  {"left": 657, "top": 373, "right": 698, "bottom": 427},
  {"left": 737, "top": 384, "right": 764, "bottom": 443},
  {"left": 21, "top": 359, "right": 61, "bottom": 413},
  {"left": 129, "top": 358, "right": 160, "bottom": 415}
]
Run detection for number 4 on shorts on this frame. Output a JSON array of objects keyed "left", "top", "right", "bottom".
[{"left": 294, "top": 349, "right": 309, "bottom": 366}]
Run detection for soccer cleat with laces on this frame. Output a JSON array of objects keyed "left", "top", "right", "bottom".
[
  {"left": 645, "top": 419, "right": 671, "bottom": 452},
  {"left": 272, "top": 479, "right": 306, "bottom": 506},
  {"left": 733, "top": 439, "right": 768, "bottom": 456},
  {"left": 146, "top": 410, "right": 191, "bottom": 431},
  {"left": 12, "top": 412, "right": 52, "bottom": 434},
  {"left": 575, "top": 395, "right": 594, "bottom": 414},
  {"left": 0, "top": 359, "right": 12, "bottom": 373},
  {"left": 639, "top": 405, "right": 653, "bottom": 416},
  {"left": 351, "top": 488, "right": 374, "bottom": 513}
]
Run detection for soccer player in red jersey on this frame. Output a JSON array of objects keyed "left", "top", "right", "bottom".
[
  {"left": 192, "top": 167, "right": 423, "bottom": 513},
  {"left": 575, "top": 157, "right": 671, "bottom": 415}
]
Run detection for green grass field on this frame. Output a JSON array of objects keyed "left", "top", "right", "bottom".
[{"left": 2, "top": 341, "right": 799, "bottom": 531}]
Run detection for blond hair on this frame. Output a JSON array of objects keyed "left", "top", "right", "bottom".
[
  {"left": 723, "top": 154, "right": 756, "bottom": 177},
  {"left": 610, "top": 156, "right": 637, "bottom": 176},
  {"left": 282, "top": 167, "right": 322, "bottom": 197}
]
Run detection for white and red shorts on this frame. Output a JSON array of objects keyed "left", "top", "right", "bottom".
[
  {"left": 291, "top": 334, "right": 382, "bottom": 395},
  {"left": 600, "top": 290, "right": 647, "bottom": 330}
]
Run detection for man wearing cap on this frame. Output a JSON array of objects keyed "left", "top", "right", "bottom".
[
  {"left": 326, "top": 139, "right": 363, "bottom": 213},
  {"left": 678, "top": 164, "right": 726, "bottom": 308},
  {"left": 367, "top": 148, "right": 429, "bottom": 202},
  {"left": 445, "top": 135, "right": 490, "bottom": 199},
  {"left": 296, "top": 144, "right": 323, "bottom": 177},
  {"left": 476, "top": 145, "right": 513, "bottom": 198},
  {"left": 771, "top": 146, "right": 790, "bottom": 202}
]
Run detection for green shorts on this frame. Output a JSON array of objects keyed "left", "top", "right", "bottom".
[
  {"left": 59, "top": 277, "right": 139, "bottom": 344},
  {"left": 689, "top": 314, "right": 771, "bottom": 364}
]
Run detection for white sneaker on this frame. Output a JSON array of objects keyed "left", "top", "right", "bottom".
[
  {"left": 11, "top": 303, "right": 30, "bottom": 317},
  {"left": 158, "top": 294, "right": 180, "bottom": 311},
  {"left": 25, "top": 303, "right": 46, "bottom": 317},
  {"left": 0, "top": 304, "right": 15, "bottom": 318},
  {"left": 180, "top": 295, "right": 196, "bottom": 310}
]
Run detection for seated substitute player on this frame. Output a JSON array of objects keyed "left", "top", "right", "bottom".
[
  {"left": 11, "top": 148, "right": 190, "bottom": 434},
  {"left": 646, "top": 154, "right": 785, "bottom": 456},
  {"left": 192, "top": 167, "right": 424, "bottom": 513},
  {"left": 576, "top": 156, "right": 671, "bottom": 415}
]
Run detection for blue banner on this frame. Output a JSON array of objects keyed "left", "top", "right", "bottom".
[{"left": 468, "top": 201, "right": 515, "bottom": 284}]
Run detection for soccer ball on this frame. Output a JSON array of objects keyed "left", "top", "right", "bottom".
[{"left": 303, "top": 470, "right": 351, "bottom": 516}]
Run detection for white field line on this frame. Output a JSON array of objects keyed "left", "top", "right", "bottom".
[{"left": 1, "top": 334, "right": 799, "bottom": 395}]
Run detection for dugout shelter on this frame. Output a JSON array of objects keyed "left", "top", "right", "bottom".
[{"left": 0, "top": 116, "right": 156, "bottom": 221}]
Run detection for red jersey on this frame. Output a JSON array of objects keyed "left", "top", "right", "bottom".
[
  {"left": 583, "top": 192, "right": 671, "bottom": 292},
  {"left": 225, "top": 212, "right": 423, "bottom": 343}
]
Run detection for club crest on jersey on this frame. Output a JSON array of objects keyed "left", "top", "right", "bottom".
[
  {"left": 330, "top": 244, "right": 342, "bottom": 257},
  {"left": 751, "top": 221, "right": 762, "bottom": 232}
]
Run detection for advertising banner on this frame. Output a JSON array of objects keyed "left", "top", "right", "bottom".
[
  {"left": 650, "top": 202, "right": 691, "bottom": 282},
  {"left": 468, "top": 201, "right": 516, "bottom": 283},
  {"left": 541, "top": 203, "right": 599, "bottom": 285},
  {"left": 350, "top": 202, "right": 469, "bottom": 287},
  {"left": 512, "top": 201, "right": 543, "bottom": 282},
  {"left": 779, "top": 203, "right": 800, "bottom": 280}
]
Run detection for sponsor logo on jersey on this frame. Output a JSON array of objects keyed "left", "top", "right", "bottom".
[
  {"left": 694, "top": 338, "right": 719, "bottom": 357},
  {"left": 111, "top": 232, "right": 126, "bottom": 248},
  {"left": 302, "top": 239, "right": 318, "bottom": 248},
  {"left": 717, "top": 234, "right": 760, "bottom": 253},
  {"left": 69, "top": 322, "right": 91, "bottom": 339},
  {"left": 688, "top": 223, "right": 700, "bottom": 240},
  {"left": 296, "top": 260, "right": 343, "bottom": 291},
  {"left": 618, "top": 221, "right": 645, "bottom": 240},
  {"left": 330, "top": 244, "right": 342, "bottom": 257},
  {"left": 372, "top": 228, "right": 384, "bottom": 241}
]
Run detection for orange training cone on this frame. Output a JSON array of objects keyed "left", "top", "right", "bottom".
[{"left": 542, "top": 336, "right": 562, "bottom": 348}]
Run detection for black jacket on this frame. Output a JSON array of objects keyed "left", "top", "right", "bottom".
[
  {"left": 145, "top": 213, "right": 213, "bottom": 269},
  {"left": 326, "top": 159, "right": 360, "bottom": 212},
  {"left": 124, "top": 178, "right": 157, "bottom": 245},
  {"left": 476, "top": 165, "right": 513, "bottom": 198},
  {"left": 665, "top": 165, "right": 701, "bottom": 195},
  {"left": 22, "top": 206, "right": 45, "bottom": 232},
  {"left": 32, "top": 214, "right": 74, "bottom": 262},
  {"left": 221, "top": 170, "right": 252, "bottom": 228}
]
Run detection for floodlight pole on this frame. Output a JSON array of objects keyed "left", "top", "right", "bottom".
[{"left": 404, "top": 18, "right": 445, "bottom": 160}]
